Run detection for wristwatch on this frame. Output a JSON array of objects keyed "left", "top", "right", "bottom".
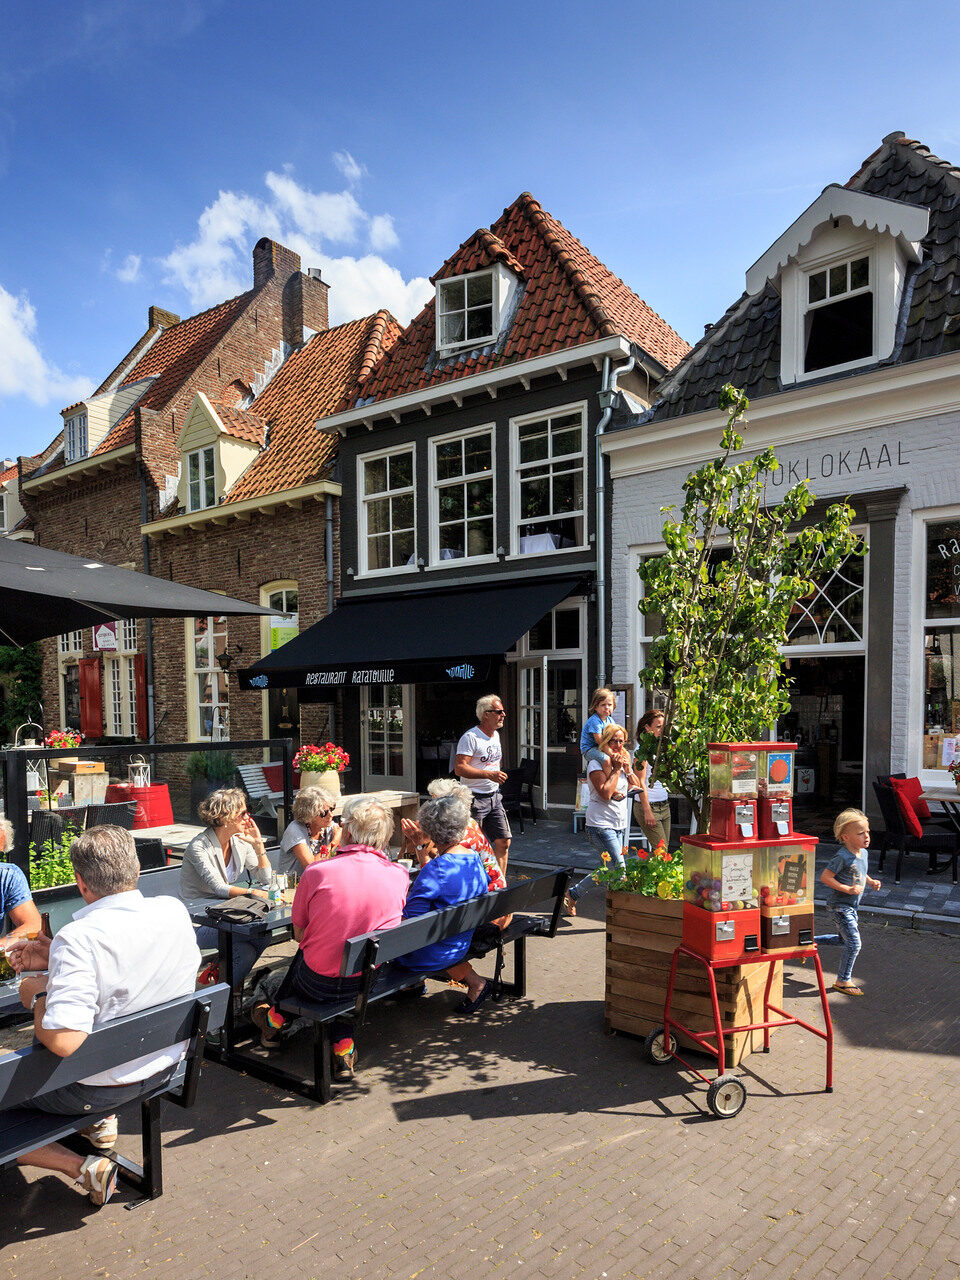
[{"left": 30, "top": 991, "right": 45, "bottom": 1011}]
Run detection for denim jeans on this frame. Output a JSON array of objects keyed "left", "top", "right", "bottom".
[
  {"left": 195, "top": 924, "right": 269, "bottom": 987},
  {"left": 570, "top": 825, "right": 626, "bottom": 900},
  {"left": 834, "top": 905, "right": 861, "bottom": 982}
]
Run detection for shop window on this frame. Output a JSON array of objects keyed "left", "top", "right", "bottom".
[
  {"left": 526, "top": 605, "right": 581, "bottom": 654},
  {"left": 359, "top": 447, "right": 415, "bottom": 573},
  {"left": 922, "top": 517, "right": 960, "bottom": 772},
  {"left": 431, "top": 429, "right": 494, "bottom": 563},
  {"left": 513, "top": 405, "right": 586, "bottom": 554},
  {"left": 189, "top": 614, "right": 229, "bottom": 739},
  {"left": 785, "top": 551, "right": 865, "bottom": 646}
]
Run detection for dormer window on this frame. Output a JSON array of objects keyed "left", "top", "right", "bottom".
[
  {"left": 64, "top": 413, "right": 88, "bottom": 462},
  {"left": 437, "top": 271, "right": 495, "bottom": 349},
  {"left": 804, "top": 254, "right": 873, "bottom": 373},
  {"left": 187, "top": 445, "right": 216, "bottom": 511}
]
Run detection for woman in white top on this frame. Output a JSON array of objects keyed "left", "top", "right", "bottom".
[
  {"left": 278, "top": 787, "right": 341, "bottom": 877},
  {"left": 634, "top": 709, "right": 670, "bottom": 853},
  {"left": 566, "top": 724, "right": 642, "bottom": 912}
]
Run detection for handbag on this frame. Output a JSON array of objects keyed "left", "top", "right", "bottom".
[{"left": 205, "top": 896, "right": 273, "bottom": 924}]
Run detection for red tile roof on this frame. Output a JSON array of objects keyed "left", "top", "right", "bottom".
[
  {"left": 225, "top": 311, "right": 401, "bottom": 504},
  {"left": 0, "top": 463, "right": 17, "bottom": 484},
  {"left": 341, "top": 192, "right": 689, "bottom": 410},
  {"left": 91, "top": 292, "right": 252, "bottom": 455},
  {"left": 208, "top": 401, "right": 267, "bottom": 445}
]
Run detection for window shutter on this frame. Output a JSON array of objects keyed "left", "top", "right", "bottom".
[
  {"left": 134, "top": 653, "right": 148, "bottom": 740},
  {"left": 78, "top": 657, "right": 104, "bottom": 740}
]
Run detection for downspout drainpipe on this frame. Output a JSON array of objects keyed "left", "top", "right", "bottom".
[
  {"left": 595, "top": 354, "right": 635, "bottom": 688},
  {"left": 138, "top": 464, "right": 157, "bottom": 743},
  {"left": 325, "top": 495, "right": 335, "bottom": 616}
]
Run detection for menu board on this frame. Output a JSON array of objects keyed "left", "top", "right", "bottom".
[{"left": 721, "top": 852, "right": 753, "bottom": 902}]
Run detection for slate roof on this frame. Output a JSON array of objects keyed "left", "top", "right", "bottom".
[
  {"left": 224, "top": 311, "right": 401, "bottom": 504},
  {"left": 339, "top": 192, "right": 689, "bottom": 411},
  {"left": 645, "top": 134, "right": 960, "bottom": 423}
]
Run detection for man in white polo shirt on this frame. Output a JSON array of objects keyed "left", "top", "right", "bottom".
[
  {"left": 13, "top": 825, "right": 200, "bottom": 1207},
  {"left": 455, "top": 693, "right": 511, "bottom": 874}
]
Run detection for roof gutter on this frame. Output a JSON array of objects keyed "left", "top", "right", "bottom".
[
  {"left": 595, "top": 354, "right": 635, "bottom": 687},
  {"left": 21, "top": 443, "right": 137, "bottom": 492}
]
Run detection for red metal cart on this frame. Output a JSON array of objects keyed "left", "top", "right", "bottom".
[{"left": 643, "top": 943, "right": 834, "bottom": 1118}]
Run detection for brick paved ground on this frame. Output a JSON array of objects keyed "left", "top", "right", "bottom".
[{"left": 3, "top": 885, "right": 959, "bottom": 1280}]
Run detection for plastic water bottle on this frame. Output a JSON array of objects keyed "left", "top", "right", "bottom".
[{"left": 268, "top": 872, "right": 281, "bottom": 907}]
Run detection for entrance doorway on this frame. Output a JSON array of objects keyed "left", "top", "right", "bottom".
[{"left": 361, "top": 684, "right": 415, "bottom": 791}]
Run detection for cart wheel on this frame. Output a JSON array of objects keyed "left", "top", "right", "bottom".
[
  {"left": 707, "top": 1074, "right": 747, "bottom": 1118},
  {"left": 643, "top": 1027, "right": 675, "bottom": 1064}
]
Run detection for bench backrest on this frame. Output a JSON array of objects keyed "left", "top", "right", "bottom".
[
  {"left": 237, "top": 763, "right": 276, "bottom": 798},
  {"left": 40, "top": 866, "right": 182, "bottom": 936},
  {"left": 339, "top": 869, "right": 572, "bottom": 975},
  {"left": 0, "top": 984, "right": 230, "bottom": 1112}
]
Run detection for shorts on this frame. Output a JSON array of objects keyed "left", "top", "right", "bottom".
[
  {"left": 32, "top": 1067, "right": 175, "bottom": 1116},
  {"left": 470, "top": 790, "right": 512, "bottom": 843}
]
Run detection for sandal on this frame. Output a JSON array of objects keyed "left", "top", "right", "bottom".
[
  {"left": 832, "top": 982, "right": 864, "bottom": 996},
  {"left": 563, "top": 893, "right": 577, "bottom": 917}
]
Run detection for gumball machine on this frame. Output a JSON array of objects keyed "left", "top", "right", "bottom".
[
  {"left": 755, "top": 835, "right": 817, "bottom": 951},
  {"left": 681, "top": 835, "right": 760, "bottom": 960},
  {"left": 756, "top": 743, "right": 798, "bottom": 839},
  {"left": 708, "top": 743, "right": 760, "bottom": 841}
]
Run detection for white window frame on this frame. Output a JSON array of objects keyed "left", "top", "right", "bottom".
[
  {"left": 357, "top": 443, "right": 417, "bottom": 578},
  {"left": 186, "top": 613, "right": 230, "bottom": 741},
  {"left": 120, "top": 619, "right": 138, "bottom": 652},
  {"left": 186, "top": 445, "right": 217, "bottom": 512},
  {"left": 435, "top": 269, "right": 497, "bottom": 354},
  {"left": 914, "top": 505, "right": 960, "bottom": 785},
  {"left": 58, "top": 630, "right": 83, "bottom": 656},
  {"left": 793, "top": 240, "right": 877, "bottom": 382},
  {"left": 0, "top": 492, "right": 6, "bottom": 533},
  {"left": 428, "top": 425, "right": 497, "bottom": 568},
  {"left": 64, "top": 413, "right": 88, "bottom": 463},
  {"left": 780, "top": 530, "right": 869, "bottom": 656},
  {"left": 103, "top": 654, "right": 138, "bottom": 737},
  {"left": 259, "top": 580, "right": 299, "bottom": 745},
  {"left": 508, "top": 401, "right": 588, "bottom": 558}
]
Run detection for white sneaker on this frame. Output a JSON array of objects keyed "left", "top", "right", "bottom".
[
  {"left": 77, "top": 1154, "right": 119, "bottom": 1206},
  {"left": 80, "top": 1115, "right": 118, "bottom": 1150}
]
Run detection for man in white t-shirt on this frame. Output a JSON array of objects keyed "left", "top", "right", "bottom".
[
  {"left": 12, "top": 825, "right": 201, "bottom": 1207},
  {"left": 455, "top": 693, "right": 511, "bottom": 873}
]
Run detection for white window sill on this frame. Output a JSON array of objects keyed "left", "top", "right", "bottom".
[
  {"left": 506, "top": 545, "right": 587, "bottom": 562},
  {"left": 354, "top": 564, "right": 419, "bottom": 581},
  {"left": 790, "top": 353, "right": 876, "bottom": 384},
  {"left": 426, "top": 554, "right": 499, "bottom": 571}
]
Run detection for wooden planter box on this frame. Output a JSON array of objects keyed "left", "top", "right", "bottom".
[{"left": 605, "top": 891, "right": 781, "bottom": 1066}]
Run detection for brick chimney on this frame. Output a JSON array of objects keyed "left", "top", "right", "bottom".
[
  {"left": 148, "top": 306, "right": 180, "bottom": 329},
  {"left": 282, "top": 267, "right": 330, "bottom": 347},
  {"left": 253, "top": 238, "right": 302, "bottom": 291}
]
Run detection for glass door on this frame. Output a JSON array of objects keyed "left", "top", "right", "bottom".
[
  {"left": 546, "top": 659, "right": 582, "bottom": 807},
  {"left": 518, "top": 657, "right": 547, "bottom": 807},
  {"left": 361, "top": 684, "right": 415, "bottom": 792}
]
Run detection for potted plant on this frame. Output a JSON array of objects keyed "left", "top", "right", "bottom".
[
  {"left": 185, "top": 750, "right": 236, "bottom": 821},
  {"left": 949, "top": 759, "right": 960, "bottom": 793},
  {"left": 293, "top": 742, "right": 349, "bottom": 797}
]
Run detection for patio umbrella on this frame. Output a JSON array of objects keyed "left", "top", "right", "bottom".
[{"left": 0, "top": 538, "right": 271, "bottom": 646}]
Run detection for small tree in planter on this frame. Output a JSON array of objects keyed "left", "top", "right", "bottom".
[
  {"left": 638, "top": 384, "right": 864, "bottom": 829},
  {"left": 185, "top": 750, "right": 236, "bottom": 820}
]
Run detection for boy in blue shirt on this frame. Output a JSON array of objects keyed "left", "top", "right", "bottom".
[{"left": 819, "top": 808, "right": 881, "bottom": 996}]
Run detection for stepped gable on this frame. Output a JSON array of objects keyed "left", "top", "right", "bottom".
[
  {"left": 91, "top": 292, "right": 252, "bottom": 455},
  {"left": 340, "top": 192, "right": 689, "bottom": 411},
  {"left": 649, "top": 133, "right": 960, "bottom": 423},
  {"left": 225, "top": 311, "right": 401, "bottom": 503}
]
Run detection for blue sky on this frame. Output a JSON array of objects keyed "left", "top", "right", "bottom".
[{"left": 3, "top": 0, "right": 960, "bottom": 461}]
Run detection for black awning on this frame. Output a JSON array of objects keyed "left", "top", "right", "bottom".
[{"left": 238, "top": 576, "right": 583, "bottom": 689}]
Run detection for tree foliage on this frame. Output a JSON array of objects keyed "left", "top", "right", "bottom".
[
  {"left": 0, "top": 643, "right": 43, "bottom": 743},
  {"left": 638, "top": 384, "right": 864, "bottom": 825}
]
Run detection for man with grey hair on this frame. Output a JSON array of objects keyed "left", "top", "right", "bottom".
[
  {"left": 455, "top": 693, "right": 511, "bottom": 873},
  {"left": 0, "top": 817, "right": 41, "bottom": 940},
  {"left": 11, "top": 825, "right": 200, "bottom": 1207}
]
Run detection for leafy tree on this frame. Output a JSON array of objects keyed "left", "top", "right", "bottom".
[
  {"left": 638, "top": 384, "right": 864, "bottom": 827},
  {"left": 0, "top": 643, "right": 43, "bottom": 742}
]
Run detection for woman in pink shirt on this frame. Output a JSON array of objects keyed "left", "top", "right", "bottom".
[{"left": 253, "top": 796, "right": 407, "bottom": 1082}]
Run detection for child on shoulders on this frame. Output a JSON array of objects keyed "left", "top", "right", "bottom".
[
  {"left": 580, "top": 688, "right": 617, "bottom": 778},
  {"left": 819, "top": 807, "right": 881, "bottom": 996}
]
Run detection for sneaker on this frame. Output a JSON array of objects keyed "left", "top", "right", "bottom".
[
  {"left": 332, "top": 1047, "right": 358, "bottom": 1082},
  {"left": 251, "top": 1002, "right": 282, "bottom": 1049},
  {"left": 80, "top": 1115, "right": 118, "bottom": 1151},
  {"left": 77, "top": 1154, "right": 119, "bottom": 1206}
]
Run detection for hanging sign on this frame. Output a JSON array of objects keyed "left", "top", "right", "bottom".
[
  {"left": 269, "top": 614, "right": 298, "bottom": 651},
  {"left": 92, "top": 622, "right": 119, "bottom": 652}
]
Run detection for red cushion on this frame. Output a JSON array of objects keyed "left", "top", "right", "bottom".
[
  {"left": 889, "top": 777, "right": 923, "bottom": 838},
  {"left": 899, "top": 775, "right": 931, "bottom": 821},
  {"left": 262, "top": 765, "right": 300, "bottom": 791}
]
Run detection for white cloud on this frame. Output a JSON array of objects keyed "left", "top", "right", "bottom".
[
  {"left": 332, "top": 150, "right": 365, "bottom": 186},
  {"left": 369, "top": 213, "right": 399, "bottom": 253},
  {"left": 0, "top": 284, "right": 91, "bottom": 407},
  {"left": 160, "top": 165, "right": 433, "bottom": 326},
  {"left": 116, "top": 253, "right": 142, "bottom": 284}
]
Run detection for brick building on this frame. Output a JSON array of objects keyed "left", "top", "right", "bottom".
[
  {"left": 18, "top": 239, "right": 398, "bottom": 768},
  {"left": 603, "top": 132, "right": 960, "bottom": 819}
]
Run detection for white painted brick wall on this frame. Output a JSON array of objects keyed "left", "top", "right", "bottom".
[{"left": 609, "top": 410, "right": 960, "bottom": 774}]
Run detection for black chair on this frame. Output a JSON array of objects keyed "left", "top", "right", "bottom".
[
  {"left": 85, "top": 801, "right": 137, "bottom": 830},
  {"left": 28, "top": 807, "right": 85, "bottom": 855},
  {"left": 872, "top": 780, "right": 959, "bottom": 884},
  {"left": 133, "top": 837, "right": 166, "bottom": 870},
  {"left": 501, "top": 768, "right": 526, "bottom": 835}
]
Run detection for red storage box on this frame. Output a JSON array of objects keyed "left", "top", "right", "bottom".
[
  {"left": 758, "top": 796, "right": 794, "bottom": 839},
  {"left": 104, "top": 782, "right": 173, "bottom": 829},
  {"left": 709, "top": 798, "right": 758, "bottom": 842},
  {"left": 760, "top": 902, "right": 814, "bottom": 951},
  {"left": 682, "top": 901, "right": 760, "bottom": 961}
]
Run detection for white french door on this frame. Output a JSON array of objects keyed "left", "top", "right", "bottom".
[
  {"left": 361, "top": 684, "right": 415, "bottom": 791},
  {"left": 518, "top": 656, "right": 547, "bottom": 807}
]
